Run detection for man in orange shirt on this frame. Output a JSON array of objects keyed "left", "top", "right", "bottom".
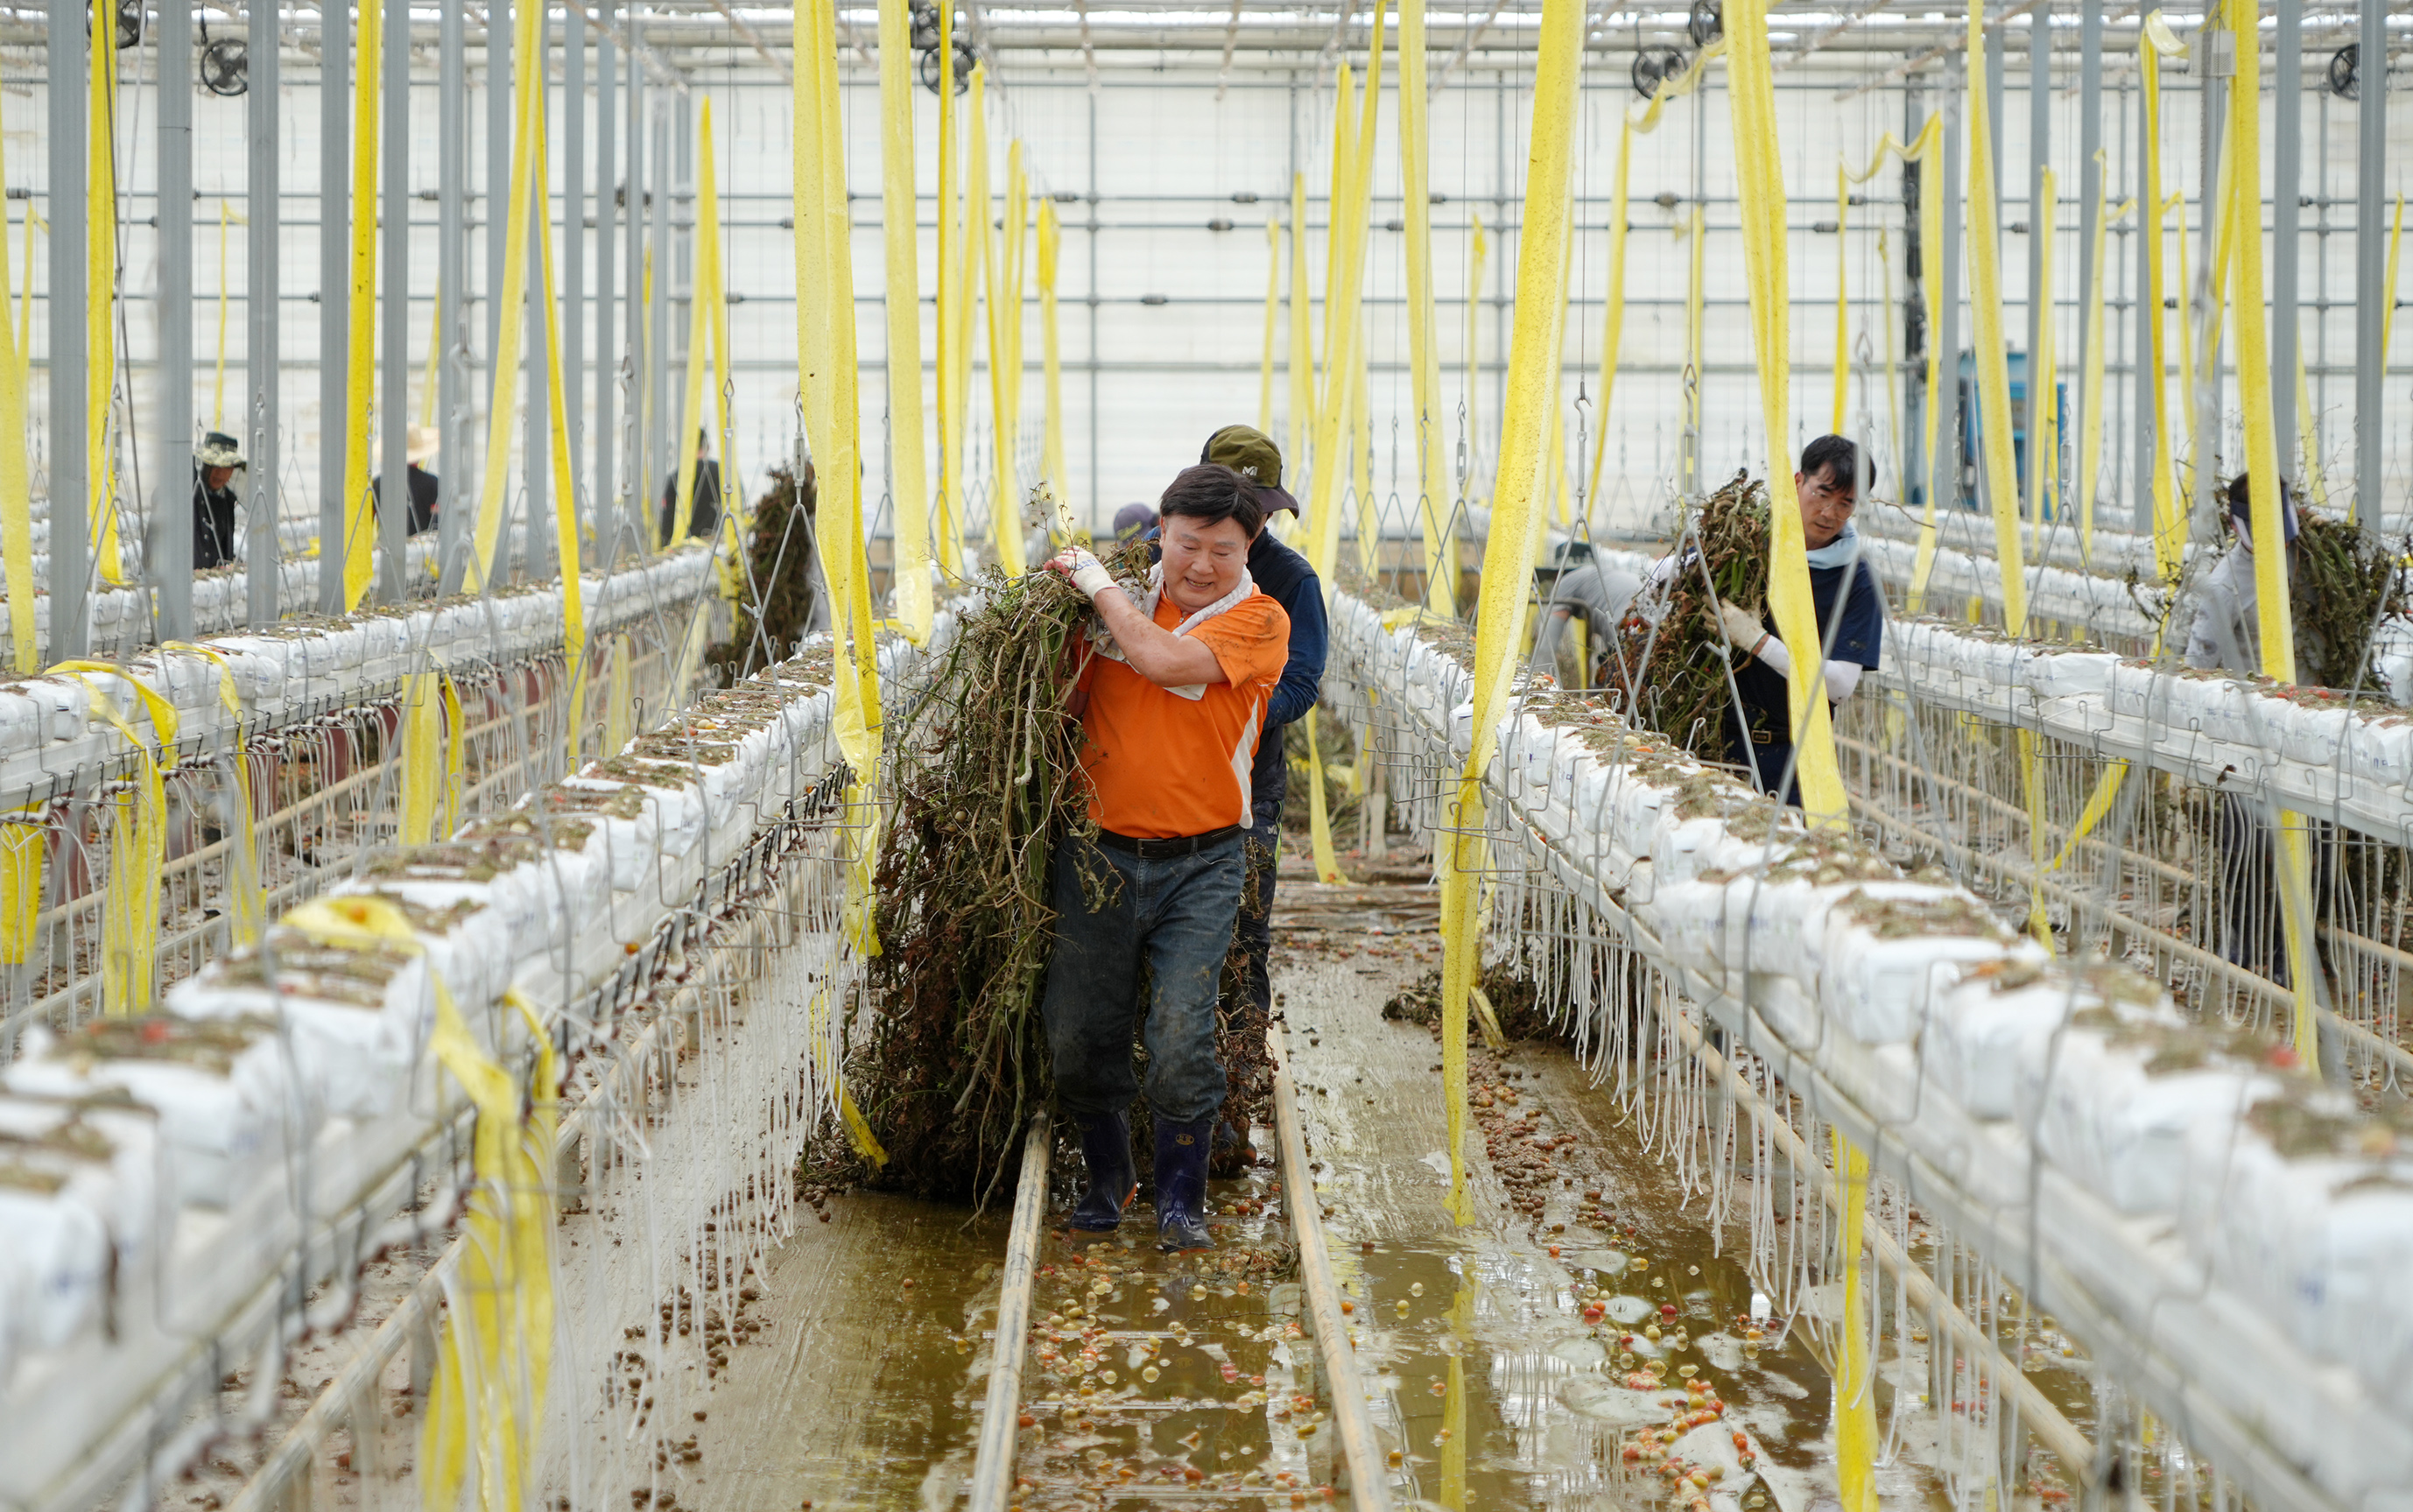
[{"left": 1043, "top": 464, "right": 1291, "bottom": 1251}]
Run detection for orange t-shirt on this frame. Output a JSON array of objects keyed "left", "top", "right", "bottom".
[{"left": 1076, "top": 588, "right": 1291, "bottom": 839}]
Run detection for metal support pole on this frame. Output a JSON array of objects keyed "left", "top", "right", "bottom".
[
  {"left": 488, "top": 3, "right": 512, "bottom": 424},
  {"left": 2355, "top": 0, "right": 2387, "bottom": 525},
  {"left": 154, "top": 0, "right": 195, "bottom": 643},
  {"left": 524, "top": 27, "right": 552, "bottom": 583},
  {"left": 2027, "top": 1, "right": 2051, "bottom": 515},
  {"left": 319, "top": 0, "right": 347, "bottom": 614},
  {"left": 2274, "top": 0, "right": 2303, "bottom": 474},
  {"left": 246, "top": 0, "right": 281, "bottom": 629},
  {"left": 440, "top": 0, "right": 469, "bottom": 593},
  {"left": 47, "top": 0, "right": 88, "bottom": 661},
  {"left": 1939, "top": 91, "right": 1966, "bottom": 513},
  {"left": 1905, "top": 82, "right": 1926, "bottom": 510},
  {"left": 673, "top": 100, "right": 692, "bottom": 519},
  {"left": 2078, "top": 0, "right": 2103, "bottom": 531},
  {"left": 567, "top": 1, "right": 587, "bottom": 568},
  {"left": 380, "top": 0, "right": 411, "bottom": 601},
  {"left": 649, "top": 106, "right": 671, "bottom": 548},
  {"left": 595, "top": 0, "right": 620, "bottom": 570}
]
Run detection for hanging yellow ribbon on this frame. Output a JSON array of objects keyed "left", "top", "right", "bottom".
[
  {"left": 1840, "top": 116, "right": 1945, "bottom": 609},
  {"left": 468, "top": 0, "right": 545, "bottom": 589},
  {"left": 2079, "top": 174, "right": 2130, "bottom": 556},
  {"left": 0, "top": 126, "right": 33, "bottom": 673},
  {"left": 1304, "top": 11, "right": 1388, "bottom": 588},
  {"left": 526, "top": 66, "right": 589, "bottom": 763},
  {"left": 932, "top": 0, "right": 963, "bottom": 578},
  {"left": 400, "top": 670, "right": 443, "bottom": 847},
  {"left": 1831, "top": 1129, "right": 1877, "bottom": 1512},
  {"left": 341, "top": 0, "right": 383, "bottom": 611},
  {"left": 53, "top": 665, "right": 180, "bottom": 1013},
  {"left": 88, "top": 4, "right": 125, "bottom": 587},
  {"left": 1038, "top": 201, "right": 1068, "bottom": 531},
  {"left": 0, "top": 810, "right": 39, "bottom": 967},
  {"left": 1288, "top": 172, "right": 1314, "bottom": 493},
  {"left": 881, "top": 0, "right": 935, "bottom": 637},
  {"left": 1439, "top": 0, "right": 1579, "bottom": 1229},
  {"left": 440, "top": 672, "right": 467, "bottom": 836},
  {"left": 1258, "top": 215, "right": 1280, "bottom": 439},
  {"left": 2030, "top": 165, "right": 2060, "bottom": 557},
  {"left": 2140, "top": 12, "right": 2188, "bottom": 580},
  {"left": 1586, "top": 116, "right": 1633, "bottom": 513},
  {"left": 1301, "top": 715, "right": 1347, "bottom": 885},
  {"left": 160, "top": 642, "right": 264, "bottom": 946},
  {"left": 2220, "top": 0, "right": 2319, "bottom": 1062},
  {"left": 1401, "top": 0, "right": 1455, "bottom": 616},
  {"left": 981, "top": 131, "right": 1031, "bottom": 578},
  {"left": 672, "top": 101, "right": 721, "bottom": 551}
]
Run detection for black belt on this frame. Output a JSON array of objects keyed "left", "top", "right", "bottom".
[{"left": 1095, "top": 824, "right": 1243, "bottom": 859}]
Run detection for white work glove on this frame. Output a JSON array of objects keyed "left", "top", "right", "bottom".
[
  {"left": 1047, "top": 546, "right": 1117, "bottom": 600},
  {"left": 1716, "top": 600, "right": 1767, "bottom": 655}
]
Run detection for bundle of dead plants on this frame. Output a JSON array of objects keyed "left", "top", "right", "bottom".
[
  {"left": 2289, "top": 509, "right": 2407, "bottom": 693},
  {"left": 704, "top": 463, "right": 820, "bottom": 689},
  {"left": 1606, "top": 470, "right": 1768, "bottom": 759},
  {"left": 831, "top": 543, "right": 1146, "bottom": 1206}
]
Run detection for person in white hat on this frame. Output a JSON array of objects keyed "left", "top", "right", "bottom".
[{"left": 373, "top": 426, "right": 443, "bottom": 537}]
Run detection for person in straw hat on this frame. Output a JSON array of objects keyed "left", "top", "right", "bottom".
[
  {"left": 373, "top": 427, "right": 443, "bottom": 537},
  {"left": 192, "top": 432, "right": 245, "bottom": 570}
]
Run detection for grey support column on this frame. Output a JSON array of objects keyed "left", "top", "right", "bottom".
[
  {"left": 625, "top": 37, "right": 646, "bottom": 559},
  {"left": 566, "top": 2, "right": 586, "bottom": 567},
  {"left": 2135, "top": 66, "right": 2156, "bottom": 535},
  {"left": 594, "top": 0, "right": 619, "bottom": 569},
  {"left": 1938, "top": 92, "right": 1965, "bottom": 515},
  {"left": 2026, "top": 0, "right": 2051, "bottom": 521},
  {"left": 2078, "top": 0, "right": 2103, "bottom": 538},
  {"left": 2274, "top": 0, "right": 2303, "bottom": 474},
  {"left": 319, "top": 0, "right": 347, "bottom": 614},
  {"left": 489, "top": 2, "right": 513, "bottom": 420},
  {"left": 154, "top": 0, "right": 195, "bottom": 643},
  {"left": 2355, "top": 0, "right": 2387, "bottom": 525},
  {"left": 440, "top": 0, "right": 469, "bottom": 593},
  {"left": 48, "top": 0, "right": 88, "bottom": 661},
  {"left": 379, "top": 0, "right": 411, "bottom": 601},
  {"left": 246, "top": 0, "right": 281, "bottom": 628}
]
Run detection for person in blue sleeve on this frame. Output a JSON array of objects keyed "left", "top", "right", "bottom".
[
  {"left": 1706, "top": 434, "right": 1884, "bottom": 806},
  {"left": 1154, "top": 425, "right": 1326, "bottom": 1164}
]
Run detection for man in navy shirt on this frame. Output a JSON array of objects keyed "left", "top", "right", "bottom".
[
  {"left": 1166, "top": 426, "right": 1326, "bottom": 1160},
  {"left": 1710, "top": 434, "right": 1883, "bottom": 805}
]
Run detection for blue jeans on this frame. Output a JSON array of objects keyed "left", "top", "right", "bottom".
[{"left": 1041, "top": 831, "right": 1242, "bottom": 1125}]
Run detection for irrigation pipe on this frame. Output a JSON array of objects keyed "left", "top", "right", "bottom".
[{"left": 965, "top": 1113, "right": 1052, "bottom": 1512}]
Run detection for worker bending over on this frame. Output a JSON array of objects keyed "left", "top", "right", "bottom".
[
  {"left": 1692, "top": 435, "right": 1883, "bottom": 803},
  {"left": 1043, "top": 465, "right": 1291, "bottom": 1252}
]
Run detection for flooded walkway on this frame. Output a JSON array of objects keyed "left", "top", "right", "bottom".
[{"left": 687, "top": 859, "right": 1958, "bottom": 1511}]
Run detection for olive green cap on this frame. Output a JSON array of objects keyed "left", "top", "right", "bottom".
[{"left": 1199, "top": 425, "right": 1299, "bottom": 514}]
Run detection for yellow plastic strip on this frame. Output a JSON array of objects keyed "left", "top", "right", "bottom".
[
  {"left": 1832, "top": 1129, "right": 1877, "bottom": 1512},
  {"left": 53, "top": 667, "right": 178, "bottom": 1013},
  {"left": 88, "top": 5, "right": 124, "bottom": 588},
  {"left": 440, "top": 671, "right": 466, "bottom": 836},
  {"left": 981, "top": 123, "right": 1030, "bottom": 578},
  {"left": 1259, "top": 216, "right": 1281, "bottom": 438},
  {"left": 1963, "top": 6, "right": 2027, "bottom": 636},
  {"left": 468, "top": 0, "right": 546, "bottom": 589},
  {"left": 1584, "top": 116, "right": 1632, "bottom": 515},
  {"left": 1401, "top": 0, "right": 1453, "bottom": 615},
  {"left": 0, "top": 127, "right": 34, "bottom": 672},
  {"left": 1301, "top": 714, "right": 1347, "bottom": 884},
  {"left": 401, "top": 670, "right": 440, "bottom": 846},
  {"left": 528, "top": 76, "right": 590, "bottom": 759},
  {"left": 2030, "top": 166, "right": 2059, "bottom": 555},
  {"left": 1728, "top": 0, "right": 1847, "bottom": 826},
  {"left": 1305, "top": 62, "right": 1362, "bottom": 582},
  {"left": 933, "top": 0, "right": 961, "bottom": 577},
  {"left": 1439, "top": 0, "right": 1579, "bottom": 1227},
  {"left": 672, "top": 99, "right": 720, "bottom": 549},
  {"left": 2221, "top": 0, "right": 2318, "bottom": 1061},
  {"left": 882, "top": 0, "right": 935, "bottom": 639},
  {"left": 1833, "top": 165, "right": 1851, "bottom": 434},
  {"left": 161, "top": 642, "right": 264, "bottom": 945},
  {"left": 2140, "top": 15, "right": 2187, "bottom": 580},
  {"left": 1039, "top": 200, "right": 1069, "bottom": 531},
  {"left": 705, "top": 111, "right": 741, "bottom": 588},
  {"left": 1464, "top": 212, "right": 1488, "bottom": 500},
  {"left": 341, "top": 0, "right": 383, "bottom": 611},
  {"left": 0, "top": 812, "right": 39, "bottom": 966},
  {"left": 1288, "top": 172, "right": 1314, "bottom": 490},
  {"left": 2079, "top": 174, "right": 2125, "bottom": 556}
]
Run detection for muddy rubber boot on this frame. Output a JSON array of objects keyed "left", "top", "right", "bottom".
[
  {"left": 1070, "top": 1112, "right": 1136, "bottom": 1232},
  {"left": 1153, "top": 1117, "right": 1216, "bottom": 1253}
]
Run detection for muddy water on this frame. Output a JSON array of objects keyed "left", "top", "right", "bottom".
[{"left": 700, "top": 876, "right": 1980, "bottom": 1511}]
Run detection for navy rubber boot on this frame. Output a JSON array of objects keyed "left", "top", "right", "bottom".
[
  {"left": 1153, "top": 1116, "right": 1216, "bottom": 1253},
  {"left": 1069, "top": 1112, "right": 1136, "bottom": 1232}
]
